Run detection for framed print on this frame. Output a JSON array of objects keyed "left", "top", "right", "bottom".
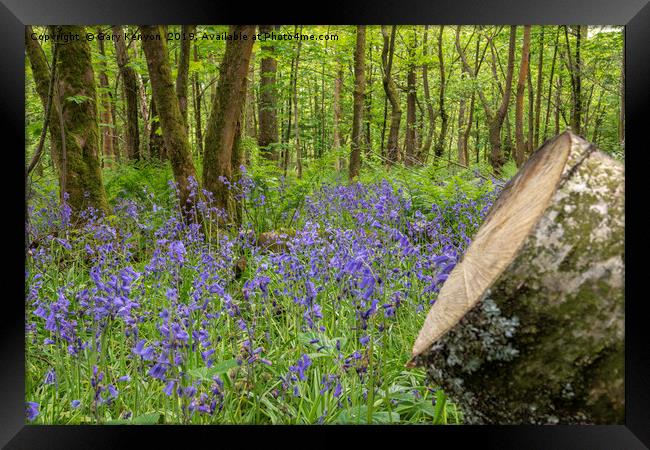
[{"left": 2, "top": 0, "right": 649, "bottom": 447}]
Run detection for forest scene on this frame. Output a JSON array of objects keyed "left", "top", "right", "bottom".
[{"left": 25, "top": 24, "right": 624, "bottom": 425}]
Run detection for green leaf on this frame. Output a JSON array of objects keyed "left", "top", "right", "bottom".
[
  {"left": 188, "top": 358, "right": 240, "bottom": 381},
  {"left": 65, "top": 94, "right": 91, "bottom": 105},
  {"left": 105, "top": 412, "right": 161, "bottom": 425}
]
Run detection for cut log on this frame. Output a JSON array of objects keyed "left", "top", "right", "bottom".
[{"left": 409, "top": 131, "right": 624, "bottom": 424}]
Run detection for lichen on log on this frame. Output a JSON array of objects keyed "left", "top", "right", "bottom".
[{"left": 410, "top": 131, "right": 624, "bottom": 424}]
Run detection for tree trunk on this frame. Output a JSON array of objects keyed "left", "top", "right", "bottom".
[
  {"left": 202, "top": 25, "right": 255, "bottom": 219},
  {"left": 419, "top": 26, "right": 436, "bottom": 164},
  {"left": 349, "top": 25, "right": 366, "bottom": 180},
  {"left": 434, "top": 26, "right": 449, "bottom": 161},
  {"left": 457, "top": 25, "right": 516, "bottom": 175},
  {"left": 258, "top": 25, "right": 279, "bottom": 161},
  {"left": 527, "top": 59, "right": 535, "bottom": 155},
  {"left": 515, "top": 25, "right": 531, "bottom": 167},
  {"left": 411, "top": 131, "right": 624, "bottom": 425},
  {"left": 533, "top": 27, "right": 544, "bottom": 149},
  {"left": 51, "top": 25, "right": 108, "bottom": 213},
  {"left": 175, "top": 25, "right": 193, "bottom": 131},
  {"left": 364, "top": 41, "right": 373, "bottom": 157},
  {"left": 25, "top": 26, "right": 63, "bottom": 178},
  {"left": 96, "top": 30, "right": 115, "bottom": 168},
  {"left": 381, "top": 25, "right": 401, "bottom": 166},
  {"left": 543, "top": 27, "right": 560, "bottom": 142},
  {"left": 141, "top": 25, "right": 198, "bottom": 214},
  {"left": 404, "top": 28, "right": 417, "bottom": 166},
  {"left": 333, "top": 63, "right": 343, "bottom": 172},
  {"left": 565, "top": 25, "right": 583, "bottom": 135},
  {"left": 149, "top": 97, "right": 166, "bottom": 159},
  {"left": 192, "top": 43, "right": 203, "bottom": 156},
  {"left": 113, "top": 26, "right": 140, "bottom": 160},
  {"left": 293, "top": 26, "right": 303, "bottom": 179}
]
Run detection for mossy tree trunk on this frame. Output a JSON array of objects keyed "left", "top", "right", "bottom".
[
  {"left": 141, "top": 25, "right": 198, "bottom": 214},
  {"left": 410, "top": 132, "right": 624, "bottom": 424},
  {"left": 25, "top": 26, "right": 63, "bottom": 178},
  {"left": 349, "top": 25, "right": 366, "bottom": 180},
  {"left": 51, "top": 25, "right": 108, "bottom": 213},
  {"left": 96, "top": 30, "right": 115, "bottom": 168},
  {"left": 175, "top": 25, "right": 194, "bottom": 130},
  {"left": 202, "top": 25, "right": 255, "bottom": 220},
  {"left": 112, "top": 26, "right": 140, "bottom": 160}
]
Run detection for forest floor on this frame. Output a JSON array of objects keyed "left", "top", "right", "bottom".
[{"left": 25, "top": 161, "right": 502, "bottom": 424}]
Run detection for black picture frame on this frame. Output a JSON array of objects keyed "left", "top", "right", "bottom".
[{"left": 3, "top": 0, "right": 648, "bottom": 447}]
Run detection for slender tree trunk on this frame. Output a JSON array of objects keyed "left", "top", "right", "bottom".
[
  {"left": 515, "top": 25, "right": 531, "bottom": 167},
  {"left": 258, "top": 25, "right": 280, "bottom": 161},
  {"left": 364, "top": 40, "right": 373, "bottom": 157},
  {"left": 381, "top": 25, "right": 401, "bottom": 166},
  {"left": 419, "top": 26, "right": 435, "bottom": 163},
  {"left": 404, "top": 28, "right": 418, "bottom": 166},
  {"left": 333, "top": 63, "right": 343, "bottom": 172},
  {"left": 543, "top": 27, "right": 560, "bottom": 142},
  {"left": 112, "top": 26, "right": 140, "bottom": 160},
  {"left": 132, "top": 43, "right": 150, "bottom": 158},
  {"left": 96, "top": 30, "right": 115, "bottom": 168},
  {"left": 349, "top": 25, "right": 366, "bottom": 180},
  {"left": 175, "top": 25, "right": 194, "bottom": 132},
  {"left": 25, "top": 26, "right": 63, "bottom": 178},
  {"left": 293, "top": 26, "right": 303, "bottom": 179},
  {"left": 283, "top": 58, "right": 294, "bottom": 177},
  {"left": 192, "top": 43, "right": 203, "bottom": 156},
  {"left": 555, "top": 77, "right": 562, "bottom": 136},
  {"left": 245, "top": 52, "right": 257, "bottom": 143},
  {"left": 533, "top": 27, "right": 544, "bottom": 149},
  {"left": 434, "top": 26, "right": 449, "bottom": 161},
  {"left": 527, "top": 59, "right": 534, "bottom": 154},
  {"left": 202, "top": 25, "right": 255, "bottom": 218},
  {"left": 141, "top": 25, "right": 198, "bottom": 215},
  {"left": 564, "top": 25, "right": 582, "bottom": 135},
  {"left": 457, "top": 25, "right": 516, "bottom": 175},
  {"left": 51, "top": 25, "right": 108, "bottom": 213}
]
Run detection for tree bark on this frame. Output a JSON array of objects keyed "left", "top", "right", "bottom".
[
  {"left": 533, "top": 27, "right": 544, "bottom": 149},
  {"left": 404, "top": 28, "right": 418, "bottom": 166},
  {"left": 112, "top": 26, "right": 140, "bottom": 160},
  {"left": 543, "top": 27, "right": 560, "bottom": 142},
  {"left": 192, "top": 43, "right": 203, "bottom": 156},
  {"left": 25, "top": 26, "right": 63, "bottom": 178},
  {"left": 293, "top": 26, "right": 303, "bottom": 179},
  {"left": 419, "top": 26, "right": 436, "bottom": 164},
  {"left": 564, "top": 25, "right": 583, "bottom": 135},
  {"left": 175, "top": 25, "right": 194, "bottom": 131},
  {"left": 202, "top": 25, "right": 255, "bottom": 218},
  {"left": 333, "top": 63, "right": 343, "bottom": 172},
  {"left": 434, "top": 26, "right": 449, "bottom": 161},
  {"left": 515, "top": 25, "right": 531, "bottom": 167},
  {"left": 258, "top": 25, "right": 280, "bottom": 161},
  {"left": 141, "top": 25, "right": 198, "bottom": 214},
  {"left": 349, "top": 25, "right": 366, "bottom": 180},
  {"left": 411, "top": 132, "right": 624, "bottom": 425},
  {"left": 96, "top": 29, "right": 115, "bottom": 168},
  {"left": 51, "top": 25, "right": 108, "bottom": 213},
  {"left": 381, "top": 25, "right": 401, "bottom": 166}
]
